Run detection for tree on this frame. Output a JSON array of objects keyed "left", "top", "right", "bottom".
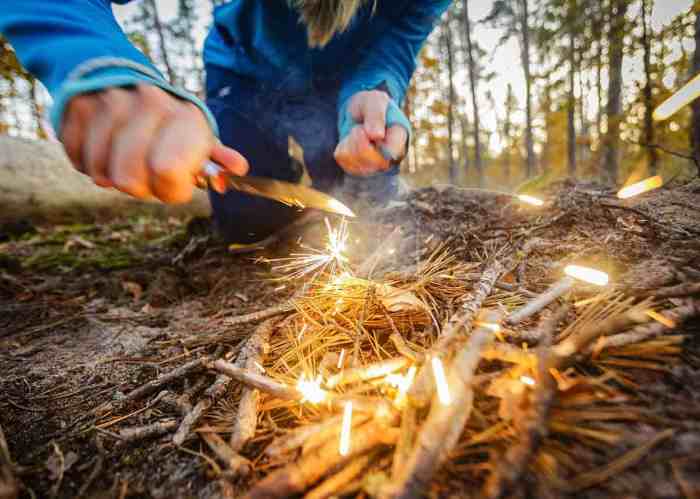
[
  {"left": 144, "top": 0, "right": 177, "bottom": 84},
  {"left": 484, "top": 0, "right": 536, "bottom": 177},
  {"left": 440, "top": 16, "right": 457, "bottom": 184},
  {"left": 602, "top": 0, "right": 629, "bottom": 185},
  {"left": 462, "top": 0, "right": 483, "bottom": 184},
  {"left": 692, "top": 2, "right": 700, "bottom": 167}
]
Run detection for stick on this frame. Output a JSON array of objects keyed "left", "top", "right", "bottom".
[
  {"left": 95, "top": 358, "right": 205, "bottom": 416},
  {"left": 389, "top": 323, "right": 495, "bottom": 499},
  {"left": 246, "top": 422, "right": 399, "bottom": 499},
  {"left": 200, "top": 430, "right": 251, "bottom": 478},
  {"left": 483, "top": 306, "right": 568, "bottom": 499},
  {"left": 391, "top": 405, "right": 416, "bottom": 480},
  {"left": 410, "top": 258, "right": 506, "bottom": 406},
  {"left": 505, "top": 277, "right": 574, "bottom": 325},
  {"left": 230, "top": 318, "right": 276, "bottom": 450},
  {"left": 653, "top": 282, "right": 700, "bottom": 298},
  {"left": 118, "top": 419, "right": 178, "bottom": 443},
  {"left": 590, "top": 300, "right": 700, "bottom": 352},
  {"left": 223, "top": 303, "right": 295, "bottom": 327},
  {"left": 325, "top": 358, "right": 409, "bottom": 389},
  {"left": 389, "top": 333, "right": 421, "bottom": 362},
  {"left": 304, "top": 453, "right": 374, "bottom": 499}
]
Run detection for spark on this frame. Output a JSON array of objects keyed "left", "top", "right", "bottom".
[
  {"left": 617, "top": 176, "right": 663, "bottom": 199},
  {"left": 274, "top": 285, "right": 286, "bottom": 292},
  {"left": 337, "top": 348, "right": 346, "bottom": 369},
  {"left": 297, "top": 324, "right": 308, "bottom": 341},
  {"left": 653, "top": 73, "right": 700, "bottom": 121},
  {"left": 644, "top": 309, "right": 676, "bottom": 329},
  {"left": 564, "top": 265, "right": 609, "bottom": 286},
  {"left": 475, "top": 321, "right": 501, "bottom": 333},
  {"left": 339, "top": 401, "right": 353, "bottom": 456},
  {"left": 388, "top": 366, "right": 417, "bottom": 408},
  {"left": 270, "top": 218, "right": 350, "bottom": 281},
  {"left": 388, "top": 248, "right": 395, "bottom": 255},
  {"left": 520, "top": 375, "right": 536, "bottom": 387},
  {"left": 517, "top": 194, "right": 545, "bottom": 207},
  {"left": 297, "top": 374, "right": 327, "bottom": 404},
  {"left": 431, "top": 357, "right": 451, "bottom": 406},
  {"left": 253, "top": 361, "right": 266, "bottom": 374}
]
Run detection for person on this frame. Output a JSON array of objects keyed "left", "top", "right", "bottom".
[{"left": 0, "top": 0, "right": 451, "bottom": 243}]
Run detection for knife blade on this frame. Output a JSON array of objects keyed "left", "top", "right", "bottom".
[{"left": 199, "top": 161, "right": 355, "bottom": 218}]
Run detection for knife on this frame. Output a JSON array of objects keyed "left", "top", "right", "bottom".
[{"left": 197, "top": 161, "right": 355, "bottom": 218}]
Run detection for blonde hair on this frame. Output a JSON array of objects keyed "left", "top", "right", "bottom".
[{"left": 290, "top": 0, "right": 374, "bottom": 47}]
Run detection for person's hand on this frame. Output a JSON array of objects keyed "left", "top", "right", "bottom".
[
  {"left": 334, "top": 90, "right": 408, "bottom": 176},
  {"left": 61, "top": 84, "right": 249, "bottom": 203}
]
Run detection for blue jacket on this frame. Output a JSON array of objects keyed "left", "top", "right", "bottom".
[{"left": 0, "top": 0, "right": 450, "bottom": 141}]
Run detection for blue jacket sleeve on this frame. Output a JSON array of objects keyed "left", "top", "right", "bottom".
[
  {"left": 0, "top": 0, "right": 217, "bottom": 136},
  {"left": 337, "top": 0, "right": 451, "bottom": 142}
]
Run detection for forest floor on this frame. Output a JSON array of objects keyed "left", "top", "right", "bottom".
[{"left": 2, "top": 178, "right": 700, "bottom": 499}]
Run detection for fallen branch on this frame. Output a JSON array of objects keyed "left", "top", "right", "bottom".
[
  {"left": 223, "top": 303, "right": 295, "bottom": 327},
  {"left": 200, "top": 430, "right": 251, "bottom": 478},
  {"left": 246, "top": 422, "right": 399, "bottom": 499},
  {"left": 389, "top": 322, "right": 495, "bottom": 498},
  {"left": 505, "top": 277, "right": 573, "bottom": 325},
  {"left": 117, "top": 419, "right": 178, "bottom": 443},
  {"left": 652, "top": 282, "right": 700, "bottom": 299}
]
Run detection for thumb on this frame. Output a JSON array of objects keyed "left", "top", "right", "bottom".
[
  {"left": 384, "top": 125, "right": 408, "bottom": 161},
  {"left": 352, "top": 92, "right": 388, "bottom": 141},
  {"left": 211, "top": 142, "right": 249, "bottom": 176}
]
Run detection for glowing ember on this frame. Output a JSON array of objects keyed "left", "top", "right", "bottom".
[
  {"left": 431, "top": 357, "right": 451, "bottom": 406},
  {"left": 297, "top": 374, "right": 327, "bottom": 404},
  {"left": 475, "top": 321, "right": 501, "bottom": 333},
  {"left": 617, "top": 176, "right": 663, "bottom": 199},
  {"left": 653, "top": 73, "right": 700, "bottom": 121},
  {"left": 337, "top": 348, "right": 346, "bottom": 369},
  {"left": 520, "top": 375, "right": 536, "bottom": 387},
  {"left": 644, "top": 309, "right": 676, "bottom": 329},
  {"left": 517, "top": 194, "right": 545, "bottom": 207},
  {"left": 564, "top": 265, "right": 609, "bottom": 286},
  {"left": 339, "top": 401, "right": 353, "bottom": 456}
]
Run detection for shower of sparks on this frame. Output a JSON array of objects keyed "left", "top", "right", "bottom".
[
  {"left": 297, "top": 374, "right": 327, "bottom": 404},
  {"left": 517, "top": 194, "right": 545, "bottom": 206},
  {"left": 337, "top": 349, "right": 346, "bottom": 370},
  {"left": 520, "top": 375, "right": 536, "bottom": 387},
  {"left": 431, "top": 357, "right": 451, "bottom": 406},
  {"left": 270, "top": 217, "right": 350, "bottom": 281},
  {"left": 644, "top": 309, "right": 676, "bottom": 329},
  {"left": 564, "top": 265, "right": 609, "bottom": 286},
  {"left": 339, "top": 401, "right": 353, "bottom": 456},
  {"left": 617, "top": 176, "right": 663, "bottom": 199}
]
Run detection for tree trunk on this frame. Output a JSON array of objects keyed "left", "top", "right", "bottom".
[
  {"left": 595, "top": 0, "right": 605, "bottom": 152},
  {"left": 460, "top": 115, "right": 470, "bottom": 175},
  {"left": 691, "top": 6, "right": 700, "bottom": 170},
  {"left": 602, "top": 0, "right": 627, "bottom": 185},
  {"left": 442, "top": 22, "right": 457, "bottom": 184},
  {"left": 567, "top": 9, "right": 577, "bottom": 177},
  {"left": 519, "top": 0, "right": 536, "bottom": 177},
  {"left": 642, "top": 0, "right": 658, "bottom": 175},
  {"left": 503, "top": 84, "right": 514, "bottom": 186},
  {"left": 145, "top": 0, "right": 177, "bottom": 85},
  {"left": 463, "top": 0, "right": 483, "bottom": 186}
]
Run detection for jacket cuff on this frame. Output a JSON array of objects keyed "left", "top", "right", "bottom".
[
  {"left": 50, "top": 57, "right": 218, "bottom": 138},
  {"left": 338, "top": 93, "right": 412, "bottom": 146}
]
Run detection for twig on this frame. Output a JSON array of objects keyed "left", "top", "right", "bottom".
[
  {"left": 246, "top": 422, "right": 399, "bottom": 499},
  {"left": 483, "top": 305, "right": 568, "bottom": 499},
  {"left": 391, "top": 404, "right": 416, "bottom": 480},
  {"left": 590, "top": 300, "right": 700, "bottom": 352},
  {"left": 95, "top": 358, "right": 205, "bottom": 416},
  {"left": 325, "top": 358, "right": 409, "bottom": 389},
  {"left": 653, "top": 282, "right": 700, "bottom": 299},
  {"left": 305, "top": 453, "right": 375, "bottom": 499},
  {"left": 389, "top": 333, "right": 421, "bottom": 362},
  {"left": 389, "top": 322, "right": 495, "bottom": 498},
  {"left": 200, "top": 430, "right": 251, "bottom": 478},
  {"left": 230, "top": 318, "right": 276, "bottom": 450},
  {"left": 505, "top": 277, "right": 574, "bottom": 325},
  {"left": 264, "top": 416, "right": 342, "bottom": 459},
  {"left": 223, "top": 303, "right": 295, "bottom": 327},
  {"left": 564, "top": 429, "right": 675, "bottom": 493},
  {"left": 117, "top": 419, "right": 178, "bottom": 443}
]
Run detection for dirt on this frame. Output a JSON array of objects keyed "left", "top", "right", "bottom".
[{"left": 1, "top": 179, "right": 700, "bottom": 498}]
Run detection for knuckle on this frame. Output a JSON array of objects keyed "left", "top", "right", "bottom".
[{"left": 137, "top": 84, "right": 171, "bottom": 110}]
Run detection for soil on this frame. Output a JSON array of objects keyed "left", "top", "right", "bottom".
[{"left": 1, "top": 179, "right": 700, "bottom": 498}]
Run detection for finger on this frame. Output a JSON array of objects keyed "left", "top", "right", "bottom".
[
  {"left": 211, "top": 142, "right": 249, "bottom": 176},
  {"left": 148, "top": 104, "right": 213, "bottom": 203},
  {"left": 350, "top": 126, "right": 389, "bottom": 174},
  {"left": 109, "top": 112, "right": 163, "bottom": 199},
  {"left": 383, "top": 125, "right": 408, "bottom": 162},
  {"left": 60, "top": 96, "right": 97, "bottom": 174},
  {"left": 334, "top": 136, "right": 365, "bottom": 176},
  {"left": 358, "top": 92, "right": 389, "bottom": 142},
  {"left": 83, "top": 89, "right": 133, "bottom": 187}
]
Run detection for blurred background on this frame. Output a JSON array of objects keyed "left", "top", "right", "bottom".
[{"left": 1, "top": 0, "right": 698, "bottom": 190}]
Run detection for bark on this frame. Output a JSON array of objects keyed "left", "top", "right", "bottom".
[
  {"left": 463, "top": 1, "right": 483, "bottom": 185},
  {"left": 503, "top": 84, "right": 514, "bottom": 184},
  {"left": 691, "top": 7, "right": 700, "bottom": 169},
  {"left": 602, "top": 0, "right": 628, "bottom": 185},
  {"left": 442, "top": 21, "right": 457, "bottom": 184},
  {"left": 520, "top": 0, "right": 536, "bottom": 177},
  {"left": 145, "top": 0, "right": 177, "bottom": 85},
  {"left": 595, "top": 1, "right": 605, "bottom": 148},
  {"left": 642, "top": 0, "right": 658, "bottom": 175}
]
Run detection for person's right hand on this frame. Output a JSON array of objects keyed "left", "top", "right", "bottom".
[{"left": 60, "top": 84, "right": 249, "bottom": 203}]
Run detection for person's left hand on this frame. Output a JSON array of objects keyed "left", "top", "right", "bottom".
[{"left": 334, "top": 90, "right": 407, "bottom": 176}]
